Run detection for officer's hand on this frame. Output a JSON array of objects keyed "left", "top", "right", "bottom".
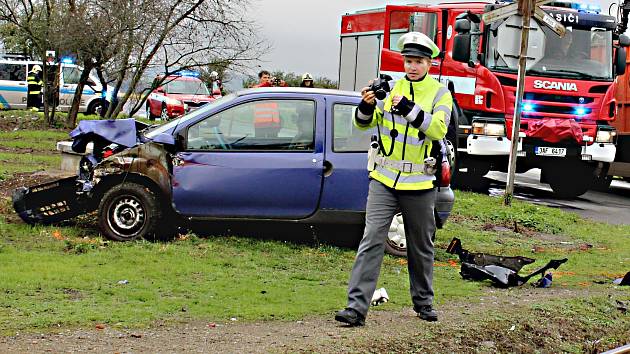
[
  {"left": 360, "top": 86, "right": 376, "bottom": 106},
  {"left": 392, "top": 95, "right": 403, "bottom": 106}
]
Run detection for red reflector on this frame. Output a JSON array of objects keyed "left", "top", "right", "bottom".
[
  {"left": 440, "top": 161, "right": 451, "bottom": 187},
  {"left": 103, "top": 150, "right": 113, "bottom": 158}
]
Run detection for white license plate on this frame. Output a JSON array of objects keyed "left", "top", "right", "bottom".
[{"left": 535, "top": 146, "right": 566, "bottom": 157}]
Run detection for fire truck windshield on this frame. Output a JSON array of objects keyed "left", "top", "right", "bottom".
[
  {"left": 166, "top": 80, "right": 210, "bottom": 95},
  {"left": 487, "top": 26, "right": 613, "bottom": 81}
]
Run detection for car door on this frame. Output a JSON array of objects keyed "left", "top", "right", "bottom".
[
  {"left": 171, "top": 95, "right": 325, "bottom": 218},
  {"left": 0, "top": 62, "right": 28, "bottom": 109}
]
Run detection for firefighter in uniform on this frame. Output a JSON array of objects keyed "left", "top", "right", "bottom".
[
  {"left": 335, "top": 32, "right": 452, "bottom": 326},
  {"left": 27, "top": 65, "right": 44, "bottom": 111}
]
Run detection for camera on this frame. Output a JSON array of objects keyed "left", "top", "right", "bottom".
[
  {"left": 368, "top": 74, "right": 393, "bottom": 100},
  {"left": 272, "top": 77, "right": 282, "bottom": 87}
]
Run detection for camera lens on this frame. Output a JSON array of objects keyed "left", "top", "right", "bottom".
[{"left": 374, "top": 89, "right": 386, "bottom": 100}]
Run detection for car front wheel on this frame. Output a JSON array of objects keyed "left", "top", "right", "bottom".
[
  {"left": 160, "top": 105, "right": 169, "bottom": 121},
  {"left": 98, "top": 182, "right": 163, "bottom": 241},
  {"left": 386, "top": 213, "right": 407, "bottom": 257}
]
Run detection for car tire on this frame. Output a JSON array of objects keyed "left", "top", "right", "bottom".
[
  {"left": 87, "top": 100, "right": 102, "bottom": 116},
  {"left": 545, "top": 162, "right": 595, "bottom": 199},
  {"left": 160, "top": 105, "right": 169, "bottom": 121},
  {"left": 98, "top": 182, "right": 164, "bottom": 241},
  {"left": 385, "top": 213, "right": 407, "bottom": 257}
]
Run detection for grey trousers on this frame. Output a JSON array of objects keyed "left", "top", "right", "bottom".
[{"left": 347, "top": 179, "right": 436, "bottom": 317}]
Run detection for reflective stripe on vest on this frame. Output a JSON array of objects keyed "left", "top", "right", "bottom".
[{"left": 254, "top": 102, "right": 280, "bottom": 128}]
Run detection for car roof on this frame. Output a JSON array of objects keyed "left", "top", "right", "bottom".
[{"left": 236, "top": 87, "right": 361, "bottom": 98}]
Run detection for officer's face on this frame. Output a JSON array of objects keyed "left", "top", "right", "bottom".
[{"left": 404, "top": 56, "right": 431, "bottom": 80}]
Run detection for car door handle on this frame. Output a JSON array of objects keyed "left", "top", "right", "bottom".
[
  {"left": 323, "top": 160, "right": 333, "bottom": 177},
  {"left": 18, "top": 82, "right": 26, "bottom": 86}
]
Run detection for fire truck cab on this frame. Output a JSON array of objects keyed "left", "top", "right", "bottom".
[
  {"left": 146, "top": 71, "right": 221, "bottom": 120},
  {"left": 339, "top": 1, "right": 628, "bottom": 198}
]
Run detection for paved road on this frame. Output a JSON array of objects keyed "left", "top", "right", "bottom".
[{"left": 482, "top": 169, "right": 630, "bottom": 225}]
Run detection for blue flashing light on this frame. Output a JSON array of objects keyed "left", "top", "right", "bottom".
[
  {"left": 176, "top": 70, "right": 200, "bottom": 78},
  {"left": 523, "top": 103, "right": 535, "bottom": 112},
  {"left": 60, "top": 57, "right": 74, "bottom": 64},
  {"left": 574, "top": 106, "right": 589, "bottom": 116}
]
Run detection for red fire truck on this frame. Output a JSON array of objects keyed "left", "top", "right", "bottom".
[{"left": 339, "top": 1, "right": 629, "bottom": 198}]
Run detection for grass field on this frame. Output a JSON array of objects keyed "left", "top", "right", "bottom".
[{"left": 0, "top": 111, "right": 628, "bottom": 352}]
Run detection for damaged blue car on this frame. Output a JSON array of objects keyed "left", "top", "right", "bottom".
[{"left": 13, "top": 88, "right": 455, "bottom": 255}]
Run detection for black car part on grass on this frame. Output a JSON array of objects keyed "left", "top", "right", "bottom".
[{"left": 447, "top": 237, "right": 568, "bottom": 288}]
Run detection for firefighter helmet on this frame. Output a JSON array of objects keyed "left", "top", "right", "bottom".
[
  {"left": 302, "top": 72, "right": 313, "bottom": 81},
  {"left": 397, "top": 32, "right": 439, "bottom": 59},
  {"left": 31, "top": 65, "right": 42, "bottom": 72}
]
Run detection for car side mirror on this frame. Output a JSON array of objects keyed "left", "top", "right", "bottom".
[
  {"left": 452, "top": 34, "right": 471, "bottom": 64},
  {"left": 616, "top": 47, "right": 627, "bottom": 76},
  {"left": 620, "top": 34, "right": 630, "bottom": 47},
  {"left": 454, "top": 19, "right": 471, "bottom": 33}
]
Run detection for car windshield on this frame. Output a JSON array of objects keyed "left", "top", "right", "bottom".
[
  {"left": 166, "top": 79, "right": 210, "bottom": 95},
  {"left": 486, "top": 20, "right": 613, "bottom": 81},
  {"left": 144, "top": 94, "right": 236, "bottom": 139}
]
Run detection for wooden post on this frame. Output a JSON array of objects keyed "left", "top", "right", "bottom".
[{"left": 504, "top": 0, "right": 534, "bottom": 206}]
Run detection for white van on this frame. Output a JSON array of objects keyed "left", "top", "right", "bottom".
[{"left": 0, "top": 58, "right": 105, "bottom": 114}]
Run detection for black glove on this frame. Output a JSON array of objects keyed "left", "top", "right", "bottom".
[{"left": 393, "top": 96, "right": 415, "bottom": 117}]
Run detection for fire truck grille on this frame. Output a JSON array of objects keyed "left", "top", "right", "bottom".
[
  {"left": 523, "top": 93, "right": 594, "bottom": 104},
  {"left": 522, "top": 105, "right": 588, "bottom": 115}
]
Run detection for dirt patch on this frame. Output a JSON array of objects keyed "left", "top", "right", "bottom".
[{"left": 0, "top": 287, "right": 628, "bottom": 353}]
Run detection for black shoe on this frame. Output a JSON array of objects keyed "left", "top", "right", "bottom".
[
  {"left": 335, "top": 307, "right": 365, "bottom": 326},
  {"left": 417, "top": 305, "right": 438, "bottom": 322}
]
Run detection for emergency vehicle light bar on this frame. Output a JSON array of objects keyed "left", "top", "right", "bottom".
[
  {"left": 175, "top": 70, "right": 201, "bottom": 78},
  {"left": 60, "top": 57, "right": 75, "bottom": 64}
]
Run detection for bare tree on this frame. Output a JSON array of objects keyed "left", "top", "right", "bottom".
[
  {"left": 0, "top": 0, "right": 267, "bottom": 125},
  {"left": 110, "top": 0, "right": 267, "bottom": 118}
]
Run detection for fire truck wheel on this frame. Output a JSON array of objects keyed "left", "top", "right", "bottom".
[
  {"left": 98, "top": 182, "right": 163, "bottom": 241},
  {"left": 160, "top": 105, "right": 169, "bottom": 121},
  {"left": 545, "top": 163, "right": 595, "bottom": 199},
  {"left": 385, "top": 213, "right": 407, "bottom": 257}
]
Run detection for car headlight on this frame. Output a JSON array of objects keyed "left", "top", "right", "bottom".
[
  {"left": 472, "top": 122, "right": 506, "bottom": 136},
  {"left": 596, "top": 129, "right": 616, "bottom": 143},
  {"left": 165, "top": 97, "right": 183, "bottom": 106}
]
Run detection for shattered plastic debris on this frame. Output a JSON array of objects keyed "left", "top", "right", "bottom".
[
  {"left": 532, "top": 273, "right": 553, "bottom": 288},
  {"left": 117, "top": 280, "right": 129, "bottom": 285},
  {"left": 447, "top": 237, "right": 568, "bottom": 288},
  {"left": 613, "top": 271, "right": 630, "bottom": 286},
  {"left": 370, "top": 288, "right": 389, "bottom": 306}
]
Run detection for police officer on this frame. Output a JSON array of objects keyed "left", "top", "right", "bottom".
[
  {"left": 335, "top": 32, "right": 452, "bottom": 326},
  {"left": 27, "top": 65, "right": 44, "bottom": 112}
]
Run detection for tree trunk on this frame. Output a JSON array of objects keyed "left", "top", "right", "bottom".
[{"left": 67, "top": 62, "right": 94, "bottom": 127}]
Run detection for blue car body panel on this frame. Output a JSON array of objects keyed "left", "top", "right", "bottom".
[{"left": 171, "top": 92, "right": 329, "bottom": 218}]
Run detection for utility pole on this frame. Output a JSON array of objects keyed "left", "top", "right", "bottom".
[{"left": 482, "top": 0, "right": 565, "bottom": 206}]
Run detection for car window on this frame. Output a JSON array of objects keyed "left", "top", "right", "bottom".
[
  {"left": 186, "top": 99, "right": 315, "bottom": 151},
  {"left": 0, "top": 63, "right": 26, "bottom": 81},
  {"left": 62, "top": 67, "right": 82, "bottom": 84},
  {"left": 333, "top": 104, "right": 373, "bottom": 152}
]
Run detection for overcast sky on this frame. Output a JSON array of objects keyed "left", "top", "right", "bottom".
[{"left": 249, "top": 0, "right": 617, "bottom": 81}]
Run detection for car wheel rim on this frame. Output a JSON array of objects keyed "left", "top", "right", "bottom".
[
  {"left": 387, "top": 213, "right": 407, "bottom": 253},
  {"left": 161, "top": 108, "right": 168, "bottom": 120},
  {"left": 108, "top": 196, "right": 146, "bottom": 237}
]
